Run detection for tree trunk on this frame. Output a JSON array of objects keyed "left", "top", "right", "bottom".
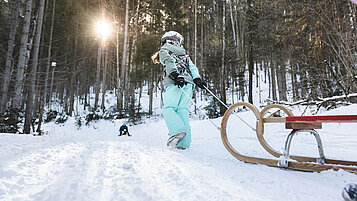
[
  {"left": 69, "top": 69, "right": 76, "bottom": 116},
  {"left": 64, "top": 83, "right": 69, "bottom": 113},
  {"left": 220, "top": 0, "right": 227, "bottom": 115},
  {"left": 267, "top": 61, "right": 271, "bottom": 99},
  {"left": 116, "top": 24, "right": 120, "bottom": 110},
  {"left": 271, "top": 61, "right": 277, "bottom": 101},
  {"left": 44, "top": 0, "right": 56, "bottom": 107},
  {"left": 291, "top": 64, "right": 299, "bottom": 101},
  {"left": 247, "top": 0, "right": 254, "bottom": 104},
  {"left": 101, "top": 46, "right": 108, "bottom": 110},
  {"left": 128, "top": 0, "right": 140, "bottom": 113},
  {"left": 200, "top": 7, "right": 205, "bottom": 102},
  {"left": 49, "top": 61, "right": 56, "bottom": 109},
  {"left": 148, "top": 68, "right": 154, "bottom": 115},
  {"left": 257, "top": 62, "right": 261, "bottom": 103},
  {"left": 1, "top": 0, "right": 20, "bottom": 113},
  {"left": 94, "top": 40, "right": 102, "bottom": 110},
  {"left": 24, "top": 0, "right": 46, "bottom": 134},
  {"left": 229, "top": 0, "right": 241, "bottom": 103},
  {"left": 119, "top": 0, "right": 130, "bottom": 110},
  {"left": 193, "top": 0, "right": 198, "bottom": 114},
  {"left": 12, "top": 0, "right": 33, "bottom": 110},
  {"left": 124, "top": 39, "right": 130, "bottom": 110},
  {"left": 36, "top": 90, "right": 44, "bottom": 134},
  {"left": 277, "top": 61, "right": 287, "bottom": 101}
]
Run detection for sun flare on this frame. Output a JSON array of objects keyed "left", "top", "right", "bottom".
[{"left": 95, "top": 19, "right": 112, "bottom": 41}]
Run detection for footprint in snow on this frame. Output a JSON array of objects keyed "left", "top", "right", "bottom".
[{"left": 122, "top": 163, "right": 133, "bottom": 170}]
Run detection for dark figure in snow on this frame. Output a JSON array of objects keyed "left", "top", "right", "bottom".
[
  {"left": 119, "top": 123, "right": 131, "bottom": 136},
  {"left": 154, "top": 31, "right": 206, "bottom": 150},
  {"left": 343, "top": 183, "right": 357, "bottom": 201}
]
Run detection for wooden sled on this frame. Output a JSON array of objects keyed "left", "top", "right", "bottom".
[{"left": 220, "top": 102, "right": 357, "bottom": 174}]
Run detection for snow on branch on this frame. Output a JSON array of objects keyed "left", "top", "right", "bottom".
[{"left": 266, "top": 93, "right": 357, "bottom": 107}]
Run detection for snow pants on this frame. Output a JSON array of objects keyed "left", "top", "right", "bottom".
[{"left": 162, "top": 83, "right": 194, "bottom": 148}]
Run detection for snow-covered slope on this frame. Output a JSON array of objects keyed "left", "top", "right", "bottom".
[{"left": 1, "top": 104, "right": 357, "bottom": 201}]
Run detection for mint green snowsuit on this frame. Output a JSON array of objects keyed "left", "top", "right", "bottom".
[{"left": 159, "top": 43, "right": 201, "bottom": 148}]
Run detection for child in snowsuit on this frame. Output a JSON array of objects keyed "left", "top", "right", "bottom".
[
  {"left": 158, "top": 31, "right": 206, "bottom": 149},
  {"left": 119, "top": 123, "right": 131, "bottom": 136}
]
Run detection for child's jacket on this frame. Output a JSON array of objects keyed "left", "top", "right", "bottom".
[{"left": 159, "top": 43, "right": 201, "bottom": 88}]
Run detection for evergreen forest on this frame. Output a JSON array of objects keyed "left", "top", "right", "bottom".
[{"left": 1, "top": 0, "right": 357, "bottom": 134}]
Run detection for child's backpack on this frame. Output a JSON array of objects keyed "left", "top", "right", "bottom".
[
  {"left": 167, "top": 50, "right": 192, "bottom": 77},
  {"left": 151, "top": 50, "right": 192, "bottom": 78}
]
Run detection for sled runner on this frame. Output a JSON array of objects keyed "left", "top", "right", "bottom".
[
  {"left": 220, "top": 102, "right": 357, "bottom": 174},
  {"left": 175, "top": 84, "right": 357, "bottom": 173}
]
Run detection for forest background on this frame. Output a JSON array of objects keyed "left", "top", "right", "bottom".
[{"left": 0, "top": 0, "right": 357, "bottom": 134}]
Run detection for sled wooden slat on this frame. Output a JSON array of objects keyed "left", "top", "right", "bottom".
[
  {"left": 263, "top": 115, "right": 357, "bottom": 124},
  {"left": 286, "top": 115, "right": 357, "bottom": 122},
  {"left": 220, "top": 103, "right": 357, "bottom": 174},
  {"left": 263, "top": 117, "right": 286, "bottom": 123},
  {"left": 285, "top": 122, "right": 322, "bottom": 129}
]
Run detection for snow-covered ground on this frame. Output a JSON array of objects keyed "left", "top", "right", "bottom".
[
  {"left": 1, "top": 68, "right": 357, "bottom": 201},
  {"left": 1, "top": 103, "right": 357, "bottom": 201}
]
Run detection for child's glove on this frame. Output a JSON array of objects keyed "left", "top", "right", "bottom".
[
  {"left": 170, "top": 72, "right": 186, "bottom": 88},
  {"left": 193, "top": 78, "right": 207, "bottom": 89}
]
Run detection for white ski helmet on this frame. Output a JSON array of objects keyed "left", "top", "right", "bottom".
[{"left": 160, "top": 31, "right": 184, "bottom": 47}]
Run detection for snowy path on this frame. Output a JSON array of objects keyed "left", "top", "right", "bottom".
[
  {"left": 0, "top": 139, "right": 261, "bottom": 201},
  {"left": 1, "top": 105, "right": 357, "bottom": 201}
]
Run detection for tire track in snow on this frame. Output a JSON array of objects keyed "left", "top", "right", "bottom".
[
  {"left": 29, "top": 141, "right": 106, "bottom": 201},
  {"left": 0, "top": 143, "right": 85, "bottom": 201},
  {"left": 132, "top": 147, "right": 265, "bottom": 201},
  {"left": 82, "top": 141, "right": 112, "bottom": 201},
  {"left": 101, "top": 141, "right": 152, "bottom": 201},
  {"left": 97, "top": 141, "right": 115, "bottom": 201},
  {"left": 30, "top": 141, "right": 121, "bottom": 201}
]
